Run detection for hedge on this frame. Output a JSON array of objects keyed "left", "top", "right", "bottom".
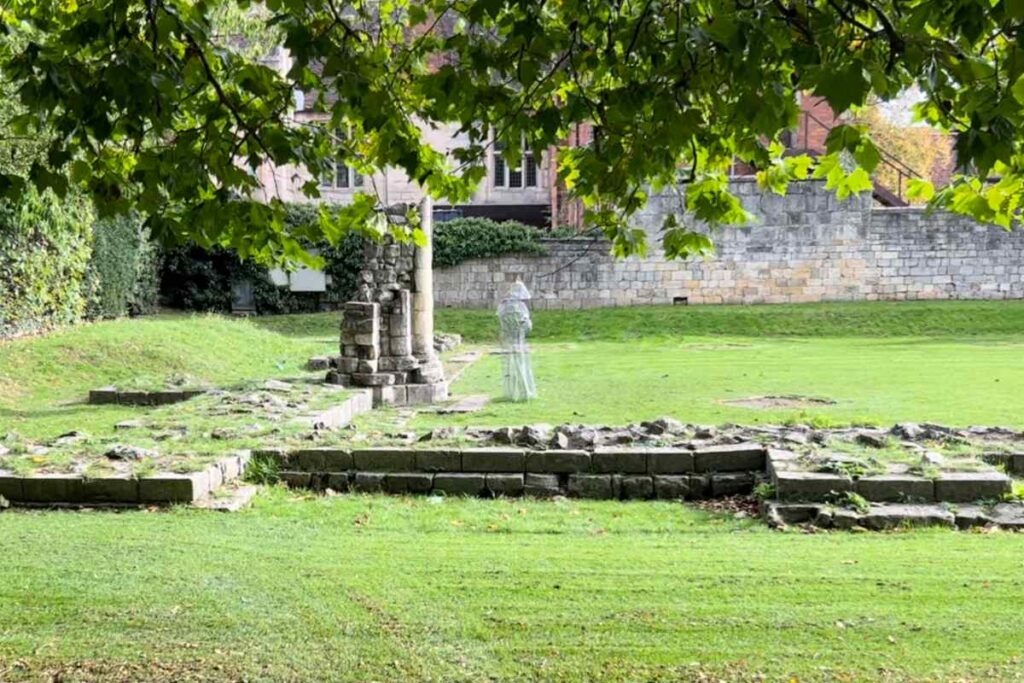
[
  {"left": 0, "top": 188, "right": 95, "bottom": 337},
  {"left": 86, "top": 213, "right": 161, "bottom": 319},
  {"left": 160, "top": 213, "right": 551, "bottom": 314},
  {"left": 433, "top": 217, "right": 547, "bottom": 268}
]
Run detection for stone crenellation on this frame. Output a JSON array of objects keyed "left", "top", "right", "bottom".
[{"left": 433, "top": 178, "right": 1024, "bottom": 309}]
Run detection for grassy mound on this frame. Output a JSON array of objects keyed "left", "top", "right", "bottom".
[{"left": 0, "top": 314, "right": 335, "bottom": 438}]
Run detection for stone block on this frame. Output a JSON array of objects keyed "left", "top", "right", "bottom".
[
  {"left": 371, "top": 385, "right": 397, "bottom": 407},
  {"left": 524, "top": 473, "right": 562, "bottom": 497},
  {"left": 324, "top": 370, "right": 350, "bottom": 386},
  {"left": 88, "top": 388, "right": 118, "bottom": 404},
  {"left": 353, "top": 471, "right": 385, "bottom": 493},
  {"left": 694, "top": 443, "right": 766, "bottom": 472},
  {"left": 766, "top": 449, "right": 800, "bottom": 476},
  {"left": 406, "top": 382, "right": 448, "bottom": 404},
  {"left": 351, "top": 372, "right": 395, "bottom": 386},
  {"left": 646, "top": 448, "right": 695, "bottom": 474},
  {"left": 592, "top": 447, "right": 647, "bottom": 473},
  {"left": 415, "top": 449, "right": 462, "bottom": 472},
  {"left": 139, "top": 471, "right": 213, "bottom": 503},
  {"left": 711, "top": 472, "right": 755, "bottom": 497},
  {"left": 356, "top": 359, "right": 379, "bottom": 374},
  {"left": 325, "top": 472, "right": 350, "bottom": 491},
  {"left": 353, "top": 448, "right": 417, "bottom": 471},
  {"left": 81, "top": 475, "right": 140, "bottom": 503},
  {"left": 775, "top": 471, "right": 852, "bottom": 501},
  {"left": 206, "top": 461, "right": 224, "bottom": 491},
  {"left": 21, "top": 474, "right": 83, "bottom": 503},
  {"left": 217, "top": 454, "right": 245, "bottom": 482},
  {"left": 353, "top": 332, "right": 379, "bottom": 347},
  {"left": 117, "top": 390, "right": 150, "bottom": 406},
  {"left": 855, "top": 475, "right": 934, "bottom": 502},
  {"left": 384, "top": 472, "right": 434, "bottom": 494},
  {"left": 688, "top": 474, "right": 711, "bottom": 499},
  {"left": 277, "top": 471, "right": 312, "bottom": 489},
  {"left": 653, "top": 475, "right": 692, "bottom": 500},
  {"left": 567, "top": 474, "right": 614, "bottom": 499},
  {"left": 933, "top": 472, "right": 1011, "bottom": 503},
  {"left": 461, "top": 448, "right": 526, "bottom": 472},
  {"left": 861, "top": 504, "right": 955, "bottom": 530},
  {"left": 762, "top": 502, "right": 821, "bottom": 526},
  {"left": 618, "top": 475, "right": 654, "bottom": 500},
  {"left": 525, "top": 450, "right": 591, "bottom": 474},
  {"left": 390, "top": 336, "right": 412, "bottom": 356},
  {"left": 0, "top": 473, "right": 23, "bottom": 502},
  {"left": 433, "top": 473, "right": 486, "bottom": 496},
  {"left": 987, "top": 503, "right": 1024, "bottom": 530},
  {"left": 486, "top": 473, "right": 524, "bottom": 497}
]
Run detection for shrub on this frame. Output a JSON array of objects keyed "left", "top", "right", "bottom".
[
  {"left": 86, "top": 213, "right": 160, "bottom": 319},
  {"left": 160, "top": 210, "right": 552, "bottom": 314},
  {"left": 0, "top": 188, "right": 95, "bottom": 337},
  {"left": 433, "top": 217, "right": 548, "bottom": 268},
  {"left": 160, "top": 203, "right": 365, "bottom": 314}
]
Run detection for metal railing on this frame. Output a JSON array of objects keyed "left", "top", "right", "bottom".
[{"left": 792, "top": 110, "right": 921, "bottom": 205}]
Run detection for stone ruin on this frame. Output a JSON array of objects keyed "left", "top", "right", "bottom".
[{"left": 326, "top": 203, "right": 447, "bottom": 407}]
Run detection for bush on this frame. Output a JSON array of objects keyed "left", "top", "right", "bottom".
[
  {"left": 0, "top": 188, "right": 95, "bottom": 337},
  {"left": 160, "top": 203, "right": 365, "bottom": 314},
  {"left": 433, "top": 217, "right": 547, "bottom": 268},
  {"left": 159, "top": 210, "right": 552, "bottom": 314},
  {"left": 86, "top": 213, "right": 160, "bottom": 319}
]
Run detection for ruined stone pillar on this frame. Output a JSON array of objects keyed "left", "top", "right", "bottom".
[
  {"left": 413, "top": 195, "right": 435, "bottom": 360},
  {"left": 411, "top": 195, "right": 446, "bottom": 389}
]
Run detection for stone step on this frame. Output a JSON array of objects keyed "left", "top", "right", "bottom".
[
  {"left": 769, "top": 450, "right": 1012, "bottom": 504},
  {"left": 764, "top": 500, "right": 1024, "bottom": 531}
]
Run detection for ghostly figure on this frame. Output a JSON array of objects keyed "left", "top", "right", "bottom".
[{"left": 496, "top": 280, "right": 537, "bottom": 401}]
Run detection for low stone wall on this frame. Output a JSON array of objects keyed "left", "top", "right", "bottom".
[
  {"left": 434, "top": 179, "right": 1024, "bottom": 308},
  {"left": 89, "top": 387, "right": 206, "bottom": 406},
  {"left": 254, "top": 443, "right": 766, "bottom": 500},
  {"left": 0, "top": 452, "right": 249, "bottom": 506}
]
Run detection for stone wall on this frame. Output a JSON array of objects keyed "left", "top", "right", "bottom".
[{"left": 433, "top": 178, "right": 1024, "bottom": 309}]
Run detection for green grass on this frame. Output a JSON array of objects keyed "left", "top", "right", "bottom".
[
  {"left": 367, "top": 335, "right": 1024, "bottom": 430},
  {"left": 1, "top": 492, "right": 1023, "bottom": 682},
  {"left": 258, "top": 300, "right": 1024, "bottom": 344},
  {"left": 0, "top": 313, "right": 336, "bottom": 440}
]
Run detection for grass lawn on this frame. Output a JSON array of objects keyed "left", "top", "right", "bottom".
[
  {"left": 3, "top": 301, "right": 1024, "bottom": 681},
  {"left": 0, "top": 314, "right": 337, "bottom": 441},
  {"left": 1, "top": 492, "right": 1024, "bottom": 682}
]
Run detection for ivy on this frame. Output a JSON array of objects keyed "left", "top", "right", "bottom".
[
  {"left": 0, "top": 188, "right": 94, "bottom": 337},
  {"left": 433, "top": 218, "right": 548, "bottom": 268}
]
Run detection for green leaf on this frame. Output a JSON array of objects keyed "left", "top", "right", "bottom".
[{"left": 907, "top": 178, "right": 935, "bottom": 202}]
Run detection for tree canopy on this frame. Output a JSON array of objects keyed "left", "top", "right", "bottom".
[{"left": 1, "top": 0, "right": 1022, "bottom": 263}]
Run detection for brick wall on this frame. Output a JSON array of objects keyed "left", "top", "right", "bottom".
[{"left": 433, "top": 178, "right": 1024, "bottom": 309}]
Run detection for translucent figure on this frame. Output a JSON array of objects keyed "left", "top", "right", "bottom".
[{"left": 497, "top": 280, "right": 537, "bottom": 401}]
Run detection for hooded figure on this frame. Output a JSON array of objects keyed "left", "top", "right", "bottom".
[{"left": 496, "top": 280, "right": 537, "bottom": 401}]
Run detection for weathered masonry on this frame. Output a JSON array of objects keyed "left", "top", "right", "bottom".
[{"left": 434, "top": 178, "right": 1024, "bottom": 309}]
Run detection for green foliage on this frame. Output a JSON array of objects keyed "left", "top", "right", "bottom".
[
  {"left": 86, "top": 213, "right": 160, "bottom": 319},
  {"left": 245, "top": 452, "right": 281, "bottom": 486},
  {"left": 0, "top": 187, "right": 94, "bottom": 337},
  {"left": 160, "top": 204, "right": 365, "bottom": 314},
  {"left": 433, "top": 218, "right": 548, "bottom": 268},
  {"left": 9, "top": 0, "right": 1024, "bottom": 261}
]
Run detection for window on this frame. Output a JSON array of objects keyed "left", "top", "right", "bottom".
[
  {"left": 492, "top": 138, "right": 538, "bottom": 189},
  {"left": 321, "top": 159, "right": 363, "bottom": 189}
]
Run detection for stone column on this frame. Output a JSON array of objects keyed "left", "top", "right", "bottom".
[
  {"left": 413, "top": 195, "right": 435, "bottom": 360},
  {"left": 411, "top": 195, "right": 446, "bottom": 389}
]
